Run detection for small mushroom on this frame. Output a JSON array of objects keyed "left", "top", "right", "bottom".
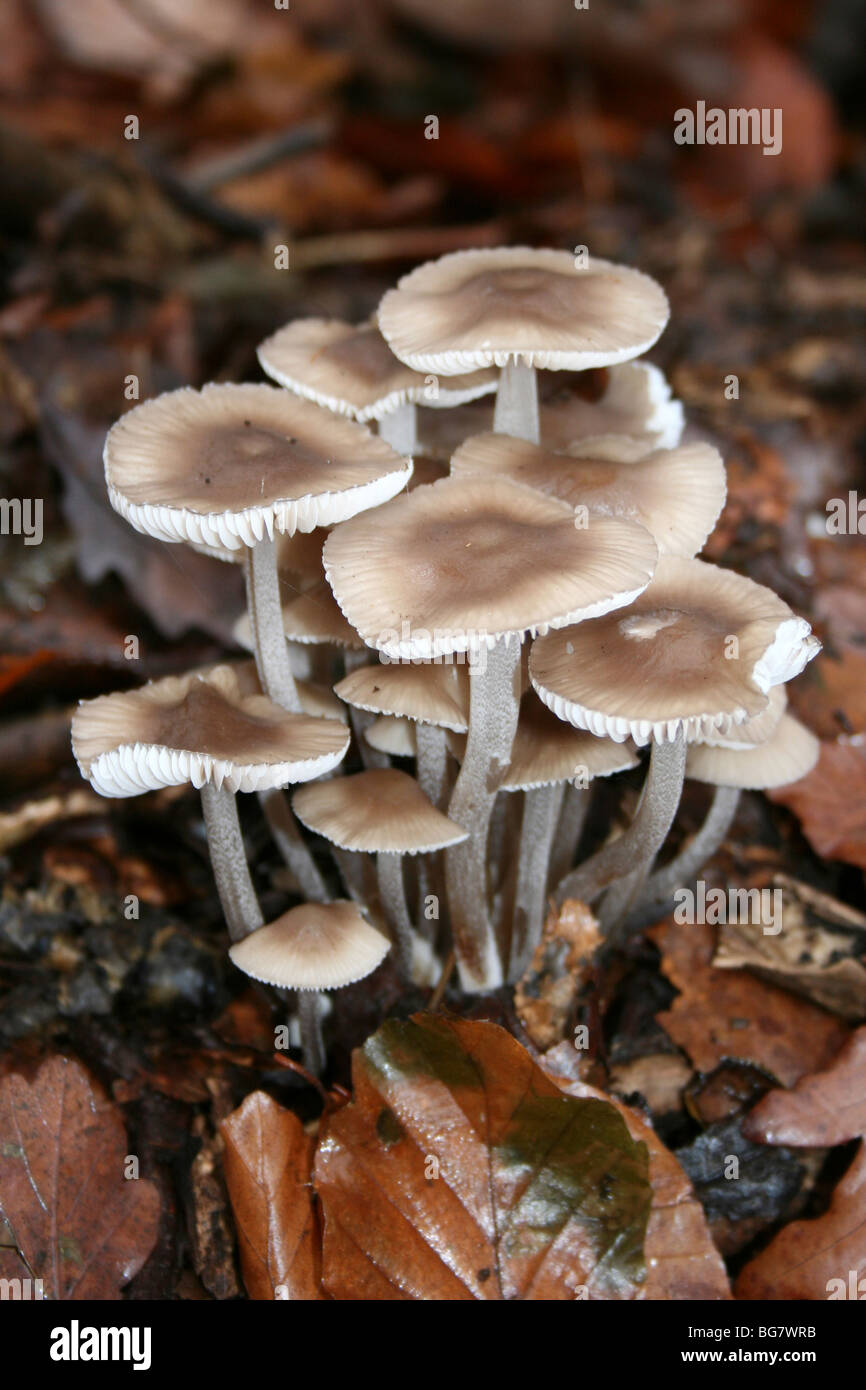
[
  {"left": 257, "top": 317, "right": 496, "bottom": 456},
  {"left": 293, "top": 768, "right": 467, "bottom": 981},
  {"left": 229, "top": 900, "right": 391, "bottom": 990},
  {"left": 324, "top": 473, "right": 657, "bottom": 990},
  {"left": 379, "top": 247, "right": 670, "bottom": 444}
]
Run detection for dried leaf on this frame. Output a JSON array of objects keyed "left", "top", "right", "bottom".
[
  {"left": 651, "top": 919, "right": 849, "bottom": 1086},
  {"left": 544, "top": 1042, "right": 731, "bottom": 1301},
  {"left": 0, "top": 1056, "right": 160, "bottom": 1299},
  {"left": 221, "top": 1091, "right": 323, "bottom": 1301},
  {"left": 315, "top": 1014, "right": 651, "bottom": 1300},
  {"left": 743, "top": 1027, "right": 866, "bottom": 1148},
  {"left": 515, "top": 899, "right": 601, "bottom": 1051},
  {"left": 769, "top": 739, "right": 866, "bottom": 871}
]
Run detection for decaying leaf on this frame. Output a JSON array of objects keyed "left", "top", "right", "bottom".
[
  {"left": 651, "top": 919, "right": 849, "bottom": 1086},
  {"left": 769, "top": 739, "right": 866, "bottom": 872},
  {"left": 0, "top": 1055, "right": 160, "bottom": 1298},
  {"left": 544, "top": 1042, "right": 731, "bottom": 1301},
  {"left": 736, "top": 1028, "right": 866, "bottom": 1299},
  {"left": 515, "top": 899, "right": 601, "bottom": 1051},
  {"left": 315, "top": 1013, "right": 651, "bottom": 1300},
  {"left": 221, "top": 1091, "right": 323, "bottom": 1301}
]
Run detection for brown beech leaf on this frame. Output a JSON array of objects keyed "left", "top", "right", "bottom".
[
  {"left": 221, "top": 1091, "right": 323, "bottom": 1301},
  {"left": 315, "top": 1013, "right": 651, "bottom": 1300},
  {"left": 769, "top": 740, "right": 866, "bottom": 872},
  {"left": 651, "top": 919, "right": 849, "bottom": 1087},
  {"left": 736, "top": 1029, "right": 866, "bottom": 1300},
  {"left": 544, "top": 1043, "right": 731, "bottom": 1301},
  {"left": 0, "top": 1056, "right": 160, "bottom": 1299}
]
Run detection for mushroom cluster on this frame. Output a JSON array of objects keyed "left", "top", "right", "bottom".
[{"left": 72, "top": 245, "right": 821, "bottom": 1062}]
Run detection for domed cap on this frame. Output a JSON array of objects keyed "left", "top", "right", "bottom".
[
  {"left": 687, "top": 712, "right": 820, "bottom": 789},
  {"left": 450, "top": 434, "right": 726, "bottom": 558},
  {"left": 529, "top": 557, "right": 820, "bottom": 745},
  {"left": 229, "top": 900, "right": 390, "bottom": 990},
  {"left": 323, "top": 474, "right": 658, "bottom": 660},
  {"left": 257, "top": 318, "right": 496, "bottom": 422},
  {"left": 104, "top": 383, "right": 411, "bottom": 552},
  {"left": 334, "top": 660, "right": 470, "bottom": 732},
  {"left": 539, "top": 361, "right": 685, "bottom": 453},
  {"left": 498, "top": 695, "right": 639, "bottom": 791},
  {"left": 293, "top": 767, "right": 468, "bottom": 854},
  {"left": 72, "top": 664, "right": 350, "bottom": 797},
  {"left": 378, "top": 247, "right": 670, "bottom": 373},
  {"left": 365, "top": 715, "right": 417, "bottom": 758}
]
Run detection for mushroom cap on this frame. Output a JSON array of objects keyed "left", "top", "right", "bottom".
[
  {"left": 189, "top": 527, "right": 328, "bottom": 580},
  {"left": 499, "top": 695, "right": 639, "bottom": 791},
  {"left": 72, "top": 664, "right": 350, "bottom": 797},
  {"left": 378, "top": 247, "right": 670, "bottom": 374},
  {"left": 699, "top": 684, "right": 787, "bottom": 750},
  {"left": 323, "top": 474, "right": 658, "bottom": 660},
  {"left": 257, "top": 318, "right": 496, "bottom": 422},
  {"left": 365, "top": 715, "right": 417, "bottom": 758},
  {"left": 198, "top": 658, "right": 348, "bottom": 722},
  {"left": 529, "top": 556, "right": 820, "bottom": 745},
  {"left": 450, "top": 434, "right": 726, "bottom": 558},
  {"left": 334, "top": 660, "right": 470, "bottom": 732},
  {"left": 229, "top": 901, "right": 390, "bottom": 990},
  {"left": 233, "top": 581, "right": 365, "bottom": 650},
  {"left": 104, "top": 383, "right": 411, "bottom": 552},
  {"left": 293, "top": 767, "right": 468, "bottom": 854},
  {"left": 687, "top": 712, "right": 820, "bottom": 789}
]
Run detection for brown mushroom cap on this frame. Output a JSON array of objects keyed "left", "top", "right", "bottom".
[
  {"left": 293, "top": 767, "right": 468, "bottom": 854},
  {"left": 529, "top": 557, "right": 820, "bottom": 745},
  {"left": 365, "top": 715, "right": 417, "bottom": 758},
  {"left": 450, "top": 433, "right": 726, "bottom": 558},
  {"left": 229, "top": 900, "right": 390, "bottom": 990},
  {"left": 687, "top": 712, "right": 820, "bottom": 789},
  {"left": 257, "top": 318, "right": 496, "bottom": 422},
  {"left": 188, "top": 527, "right": 328, "bottom": 581},
  {"left": 498, "top": 695, "right": 639, "bottom": 791},
  {"left": 72, "top": 664, "right": 349, "bottom": 797},
  {"left": 334, "top": 660, "right": 470, "bottom": 732},
  {"left": 104, "top": 383, "right": 411, "bottom": 552},
  {"left": 234, "top": 580, "right": 365, "bottom": 651},
  {"left": 323, "top": 475, "right": 658, "bottom": 660},
  {"left": 378, "top": 247, "right": 670, "bottom": 374}
]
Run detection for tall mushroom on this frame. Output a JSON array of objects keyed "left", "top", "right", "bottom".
[
  {"left": 323, "top": 474, "right": 658, "bottom": 990},
  {"left": 378, "top": 247, "right": 670, "bottom": 444}
]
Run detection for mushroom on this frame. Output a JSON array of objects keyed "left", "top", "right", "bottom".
[
  {"left": 323, "top": 473, "right": 658, "bottom": 990},
  {"left": 364, "top": 714, "right": 417, "bottom": 759},
  {"left": 104, "top": 383, "right": 410, "bottom": 714},
  {"left": 257, "top": 317, "right": 496, "bottom": 456},
  {"left": 378, "top": 247, "right": 670, "bottom": 444},
  {"left": 450, "top": 434, "right": 726, "bottom": 557},
  {"left": 293, "top": 768, "right": 467, "bottom": 980},
  {"left": 529, "top": 556, "right": 820, "bottom": 930},
  {"left": 71, "top": 664, "right": 350, "bottom": 941},
  {"left": 229, "top": 900, "right": 390, "bottom": 990}
]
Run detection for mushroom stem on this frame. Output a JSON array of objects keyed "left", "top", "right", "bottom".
[
  {"left": 509, "top": 782, "right": 564, "bottom": 980},
  {"left": 644, "top": 784, "right": 741, "bottom": 911},
  {"left": 555, "top": 732, "right": 687, "bottom": 916},
  {"left": 376, "top": 851, "right": 415, "bottom": 972},
  {"left": 415, "top": 722, "right": 449, "bottom": 809},
  {"left": 200, "top": 784, "right": 264, "bottom": 943},
  {"left": 342, "top": 649, "right": 388, "bottom": 769},
  {"left": 257, "top": 787, "right": 328, "bottom": 902},
  {"left": 547, "top": 783, "right": 591, "bottom": 890},
  {"left": 297, "top": 990, "right": 326, "bottom": 1076},
  {"left": 493, "top": 361, "right": 539, "bottom": 444},
  {"left": 445, "top": 637, "right": 522, "bottom": 991},
  {"left": 244, "top": 538, "right": 303, "bottom": 713},
  {"left": 378, "top": 402, "right": 416, "bottom": 456}
]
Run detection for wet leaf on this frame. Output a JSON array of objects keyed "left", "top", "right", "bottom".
[
  {"left": 0, "top": 1055, "right": 160, "bottom": 1298},
  {"left": 221, "top": 1091, "right": 323, "bottom": 1301},
  {"left": 743, "top": 1027, "right": 866, "bottom": 1148},
  {"left": 315, "top": 1013, "right": 651, "bottom": 1300}
]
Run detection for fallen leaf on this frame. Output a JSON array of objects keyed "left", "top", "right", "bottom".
[
  {"left": 188, "top": 1115, "right": 240, "bottom": 1300},
  {"left": 221, "top": 1091, "right": 323, "bottom": 1301},
  {"left": 769, "top": 739, "right": 866, "bottom": 871},
  {"left": 315, "top": 1014, "right": 651, "bottom": 1300},
  {"left": 0, "top": 1055, "right": 160, "bottom": 1298},
  {"left": 514, "top": 899, "right": 601, "bottom": 1052},
  {"left": 736, "top": 1028, "right": 866, "bottom": 1300},
  {"left": 651, "top": 919, "right": 849, "bottom": 1086},
  {"left": 543, "top": 1042, "right": 731, "bottom": 1300}
]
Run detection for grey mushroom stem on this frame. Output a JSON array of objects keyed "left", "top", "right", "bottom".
[
  {"left": 200, "top": 783, "right": 264, "bottom": 943},
  {"left": 445, "top": 637, "right": 522, "bottom": 991},
  {"left": 494, "top": 361, "right": 539, "bottom": 443},
  {"left": 415, "top": 722, "right": 450, "bottom": 809},
  {"left": 256, "top": 788, "right": 328, "bottom": 901},
  {"left": 509, "top": 782, "right": 565, "bottom": 981},
  {"left": 297, "top": 991, "right": 326, "bottom": 1077},
  {"left": 555, "top": 731, "right": 688, "bottom": 922},
  {"left": 376, "top": 851, "right": 418, "bottom": 974},
  {"left": 378, "top": 402, "right": 416, "bottom": 456},
  {"left": 547, "top": 782, "right": 591, "bottom": 890},
  {"left": 643, "top": 784, "right": 741, "bottom": 914},
  {"left": 244, "top": 537, "right": 302, "bottom": 713}
]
